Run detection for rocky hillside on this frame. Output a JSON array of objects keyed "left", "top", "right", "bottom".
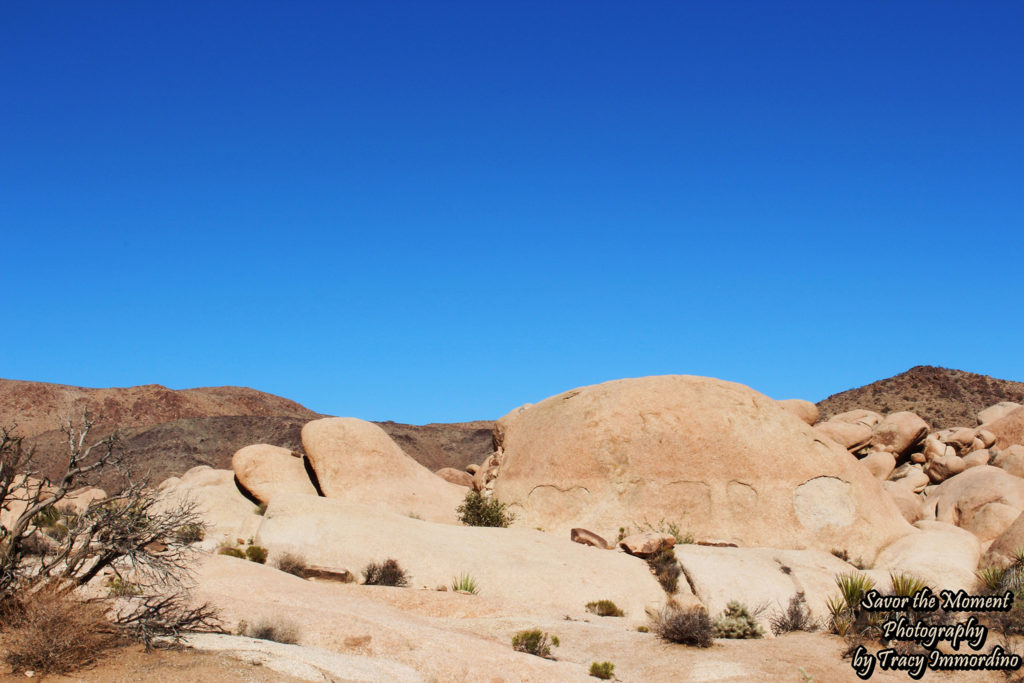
[
  {"left": 0, "top": 379, "right": 493, "bottom": 488},
  {"left": 817, "top": 365, "right": 1024, "bottom": 429}
]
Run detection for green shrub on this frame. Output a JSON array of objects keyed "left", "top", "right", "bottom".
[
  {"left": 218, "top": 546, "right": 246, "bottom": 559},
  {"left": 451, "top": 573, "right": 479, "bottom": 594},
  {"left": 456, "top": 491, "right": 516, "bottom": 527},
  {"left": 108, "top": 576, "right": 143, "bottom": 597},
  {"left": 245, "top": 545, "right": 268, "bottom": 564},
  {"left": 712, "top": 601, "right": 764, "bottom": 639},
  {"left": 651, "top": 605, "right": 713, "bottom": 647},
  {"left": 174, "top": 524, "right": 205, "bottom": 544},
  {"left": 646, "top": 548, "right": 681, "bottom": 594},
  {"left": 636, "top": 625, "right": 649, "bottom": 633},
  {"left": 362, "top": 558, "right": 409, "bottom": 587},
  {"left": 770, "top": 592, "right": 817, "bottom": 635},
  {"left": 889, "top": 572, "right": 928, "bottom": 599},
  {"left": 585, "top": 600, "right": 624, "bottom": 617},
  {"left": 511, "top": 629, "right": 559, "bottom": 658},
  {"left": 589, "top": 661, "right": 615, "bottom": 679}
]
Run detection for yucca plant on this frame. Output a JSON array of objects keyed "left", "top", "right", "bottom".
[
  {"left": 826, "top": 594, "right": 853, "bottom": 636},
  {"left": 451, "top": 573, "right": 479, "bottom": 595},
  {"left": 889, "top": 572, "right": 928, "bottom": 599},
  {"left": 977, "top": 565, "right": 1008, "bottom": 593}
]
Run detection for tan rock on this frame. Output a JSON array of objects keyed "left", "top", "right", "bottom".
[
  {"left": 873, "top": 521, "right": 981, "bottom": 592},
  {"left": 922, "top": 437, "right": 948, "bottom": 463},
  {"left": 813, "top": 420, "right": 872, "bottom": 452},
  {"left": 60, "top": 486, "right": 108, "bottom": 514},
  {"left": 619, "top": 532, "right": 676, "bottom": 557},
  {"left": 491, "top": 376, "right": 912, "bottom": 557},
  {"left": 570, "top": 528, "right": 611, "bottom": 549},
  {"left": 156, "top": 466, "right": 262, "bottom": 549},
  {"left": 979, "top": 402, "right": 1023, "bottom": 426},
  {"left": 984, "top": 510, "right": 1024, "bottom": 567},
  {"left": 434, "top": 468, "right": 473, "bottom": 488},
  {"left": 302, "top": 418, "right": 465, "bottom": 523},
  {"left": 674, "top": 545, "right": 857, "bottom": 637},
  {"left": 992, "top": 444, "right": 1024, "bottom": 478},
  {"left": 859, "top": 451, "right": 896, "bottom": 480},
  {"left": 921, "top": 466, "right": 1024, "bottom": 543},
  {"left": 776, "top": 399, "right": 818, "bottom": 426},
  {"left": 976, "top": 429, "right": 997, "bottom": 449},
  {"left": 829, "top": 409, "right": 884, "bottom": 429},
  {"left": 925, "top": 454, "right": 966, "bottom": 484},
  {"left": 232, "top": 444, "right": 317, "bottom": 505},
  {"left": 989, "top": 407, "right": 1024, "bottom": 450},
  {"left": 256, "top": 493, "right": 670, "bottom": 619},
  {"left": 888, "top": 464, "right": 930, "bottom": 493},
  {"left": 941, "top": 428, "right": 977, "bottom": 454},
  {"left": 871, "top": 412, "right": 929, "bottom": 456},
  {"left": 881, "top": 482, "right": 922, "bottom": 523},
  {"left": 963, "top": 450, "right": 991, "bottom": 468}
]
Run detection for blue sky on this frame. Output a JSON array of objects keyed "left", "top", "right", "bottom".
[{"left": 2, "top": 2, "right": 1022, "bottom": 423}]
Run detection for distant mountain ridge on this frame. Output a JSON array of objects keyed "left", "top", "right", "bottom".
[
  {"left": 816, "top": 365, "right": 1024, "bottom": 429},
  {"left": 0, "top": 379, "right": 493, "bottom": 489}
]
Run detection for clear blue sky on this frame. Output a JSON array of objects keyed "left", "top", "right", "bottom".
[{"left": 2, "top": 2, "right": 1022, "bottom": 423}]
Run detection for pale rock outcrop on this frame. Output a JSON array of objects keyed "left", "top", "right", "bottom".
[
  {"left": 674, "top": 545, "right": 857, "bottom": 637},
  {"left": 491, "top": 376, "right": 912, "bottom": 557},
  {"left": 992, "top": 445, "right": 1024, "bottom": 478},
  {"left": 988, "top": 407, "right": 1024, "bottom": 450},
  {"left": 888, "top": 464, "right": 930, "bottom": 493},
  {"left": 618, "top": 532, "right": 675, "bottom": 557},
  {"left": 61, "top": 486, "right": 108, "bottom": 514},
  {"left": 776, "top": 399, "right": 818, "bottom": 426},
  {"left": 983, "top": 510, "right": 1024, "bottom": 567},
  {"left": 922, "top": 437, "right": 954, "bottom": 464},
  {"left": 921, "top": 466, "right": 1024, "bottom": 544},
  {"left": 925, "top": 453, "right": 966, "bottom": 484},
  {"left": 859, "top": 451, "right": 896, "bottom": 480},
  {"left": 233, "top": 444, "right": 317, "bottom": 505},
  {"left": 941, "top": 428, "right": 977, "bottom": 455},
  {"left": 157, "top": 466, "right": 262, "bottom": 548},
  {"left": 962, "top": 450, "right": 991, "bottom": 468},
  {"left": 302, "top": 418, "right": 464, "bottom": 524},
  {"left": 881, "top": 482, "right": 922, "bottom": 523},
  {"left": 870, "top": 412, "right": 929, "bottom": 456},
  {"left": 814, "top": 421, "right": 872, "bottom": 452},
  {"left": 979, "top": 402, "right": 1023, "bottom": 426},
  {"left": 873, "top": 521, "right": 981, "bottom": 592},
  {"left": 471, "top": 452, "right": 501, "bottom": 493},
  {"left": 255, "top": 493, "right": 671, "bottom": 619},
  {"left": 434, "top": 467, "right": 473, "bottom": 488},
  {"left": 976, "top": 429, "right": 997, "bottom": 449},
  {"left": 829, "top": 409, "right": 884, "bottom": 429}
]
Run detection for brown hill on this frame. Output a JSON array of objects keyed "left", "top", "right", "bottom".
[
  {"left": 0, "top": 379, "right": 493, "bottom": 489},
  {"left": 816, "top": 365, "right": 1024, "bottom": 429}
]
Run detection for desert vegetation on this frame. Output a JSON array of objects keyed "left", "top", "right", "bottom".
[
  {"left": 456, "top": 490, "right": 516, "bottom": 527},
  {"left": 585, "top": 599, "right": 624, "bottom": 617},
  {"left": 650, "top": 604, "right": 714, "bottom": 647},
  {"left": 511, "top": 629, "right": 560, "bottom": 658},
  {"left": 362, "top": 558, "right": 409, "bottom": 587},
  {"left": 589, "top": 660, "right": 615, "bottom": 679}
]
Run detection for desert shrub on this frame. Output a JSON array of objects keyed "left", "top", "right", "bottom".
[
  {"left": 827, "top": 572, "right": 877, "bottom": 635},
  {"left": 0, "top": 586, "right": 122, "bottom": 674},
  {"left": 589, "top": 661, "right": 615, "bottom": 679},
  {"left": 646, "top": 548, "right": 681, "bottom": 594},
  {"left": 218, "top": 546, "right": 246, "bottom": 559},
  {"left": 770, "top": 592, "right": 817, "bottom": 635},
  {"left": 634, "top": 519, "right": 694, "bottom": 544},
  {"left": 511, "top": 629, "right": 559, "bottom": 658},
  {"left": 108, "top": 576, "right": 143, "bottom": 597},
  {"left": 636, "top": 625, "right": 649, "bottom": 633},
  {"left": 275, "top": 553, "right": 308, "bottom": 577},
  {"left": 889, "top": 571, "right": 928, "bottom": 599},
  {"left": 456, "top": 490, "right": 516, "bottom": 527},
  {"left": 451, "top": 572, "right": 479, "bottom": 594},
  {"left": 650, "top": 605, "right": 713, "bottom": 647},
  {"left": 712, "top": 601, "right": 764, "bottom": 639},
  {"left": 243, "top": 619, "right": 299, "bottom": 644},
  {"left": 175, "top": 523, "right": 205, "bottom": 544},
  {"left": 362, "top": 558, "right": 409, "bottom": 587},
  {"left": 586, "top": 599, "right": 624, "bottom": 617},
  {"left": 245, "top": 545, "right": 268, "bottom": 564}
]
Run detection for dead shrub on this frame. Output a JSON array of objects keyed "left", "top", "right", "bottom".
[
  {"left": 0, "top": 586, "right": 122, "bottom": 674},
  {"left": 241, "top": 619, "right": 299, "bottom": 644},
  {"left": 646, "top": 548, "right": 681, "bottom": 594},
  {"left": 770, "top": 592, "right": 817, "bottom": 635},
  {"left": 362, "top": 558, "right": 409, "bottom": 587},
  {"left": 275, "top": 553, "right": 308, "bottom": 577},
  {"left": 650, "top": 604, "right": 713, "bottom": 647}
]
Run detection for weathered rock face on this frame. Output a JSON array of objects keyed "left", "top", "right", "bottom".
[
  {"left": 881, "top": 482, "right": 923, "bottom": 523},
  {"left": 992, "top": 445, "right": 1024, "bottom": 478},
  {"left": 434, "top": 467, "right": 473, "bottom": 488},
  {"left": 491, "top": 376, "right": 913, "bottom": 557},
  {"left": 979, "top": 402, "right": 1023, "bottom": 426},
  {"left": 619, "top": 532, "right": 675, "bottom": 557},
  {"left": 156, "top": 466, "right": 262, "bottom": 549},
  {"left": 870, "top": 411, "right": 929, "bottom": 456},
  {"left": 988, "top": 407, "right": 1024, "bottom": 450},
  {"left": 813, "top": 421, "right": 872, "bottom": 452},
  {"left": 232, "top": 444, "right": 317, "bottom": 505},
  {"left": 255, "top": 493, "right": 671, "bottom": 619},
  {"left": 921, "top": 466, "right": 1024, "bottom": 544},
  {"left": 984, "top": 510, "right": 1024, "bottom": 566},
  {"left": 829, "top": 409, "right": 884, "bottom": 429},
  {"left": 872, "top": 521, "right": 981, "bottom": 592},
  {"left": 301, "top": 418, "right": 465, "bottom": 524},
  {"left": 859, "top": 451, "right": 896, "bottom": 480},
  {"left": 776, "top": 399, "right": 819, "bottom": 426}
]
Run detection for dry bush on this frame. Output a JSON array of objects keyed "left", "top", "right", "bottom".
[
  {"left": 770, "top": 592, "right": 817, "bottom": 635},
  {"left": 0, "top": 586, "right": 122, "bottom": 674},
  {"left": 362, "top": 558, "right": 409, "bottom": 587},
  {"left": 242, "top": 619, "right": 299, "bottom": 644},
  {"left": 275, "top": 553, "right": 308, "bottom": 577},
  {"left": 586, "top": 599, "right": 624, "bottom": 617},
  {"left": 646, "top": 548, "right": 681, "bottom": 594},
  {"left": 650, "top": 605, "right": 713, "bottom": 647}
]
